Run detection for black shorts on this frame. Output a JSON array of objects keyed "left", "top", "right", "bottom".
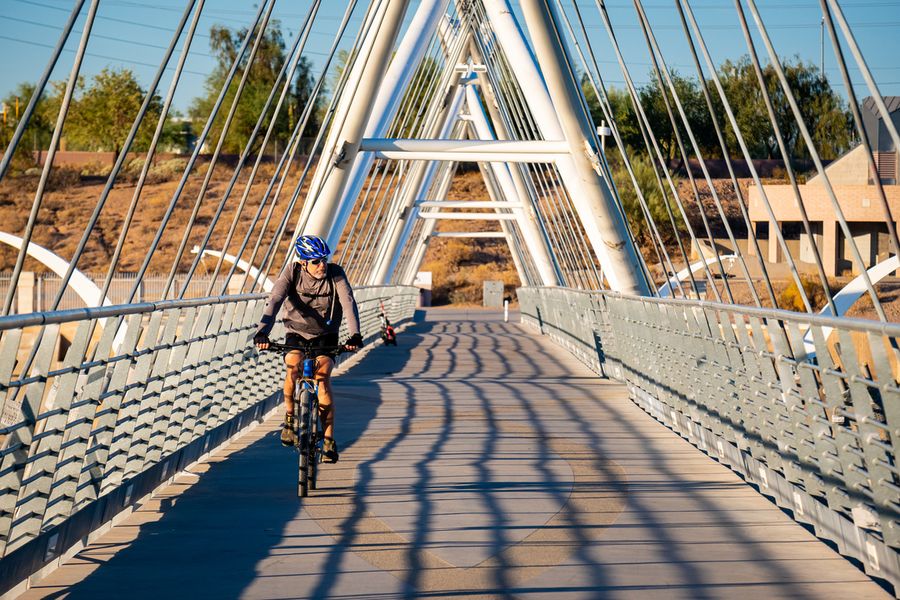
[{"left": 285, "top": 332, "right": 340, "bottom": 359}]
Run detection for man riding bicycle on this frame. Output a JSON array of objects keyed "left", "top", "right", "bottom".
[{"left": 254, "top": 234, "right": 363, "bottom": 462}]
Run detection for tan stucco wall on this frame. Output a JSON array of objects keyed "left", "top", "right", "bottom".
[
  {"left": 747, "top": 183, "right": 899, "bottom": 276},
  {"left": 807, "top": 145, "right": 870, "bottom": 185},
  {"left": 747, "top": 183, "right": 900, "bottom": 222}
]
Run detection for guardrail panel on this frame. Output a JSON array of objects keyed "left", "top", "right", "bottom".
[
  {"left": 74, "top": 313, "right": 142, "bottom": 510},
  {"left": 163, "top": 305, "right": 211, "bottom": 457},
  {"left": 0, "top": 287, "right": 420, "bottom": 595},
  {"left": 42, "top": 316, "right": 117, "bottom": 532},
  {"left": 125, "top": 307, "right": 181, "bottom": 479},
  {"left": 0, "top": 323, "right": 59, "bottom": 556},
  {"left": 145, "top": 306, "right": 197, "bottom": 467}
]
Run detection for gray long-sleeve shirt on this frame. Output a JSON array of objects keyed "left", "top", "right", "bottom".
[{"left": 256, "top": 262, "right": 360, "bottom": 340}]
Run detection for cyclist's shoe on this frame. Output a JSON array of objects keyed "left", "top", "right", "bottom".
[
  {"left": 280, "top": 413, "right": 297, "bottom": 447},
  {"left": 323, "top": 438, "right": 339, "bottom": 463}
]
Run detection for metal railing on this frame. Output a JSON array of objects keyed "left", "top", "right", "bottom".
[
  {"left": 0, "top": 273, "right": 247, "bottom": 314},
  {"left": 0, "top": 284, "right": 419, "bottom": 596},
  {"left": 519, "top": 286, "right": 900, "bottom": 594}
]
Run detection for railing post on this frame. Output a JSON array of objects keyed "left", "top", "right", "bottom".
[{"left": 17, "top": 272, "right": 34, "bottom": 315}]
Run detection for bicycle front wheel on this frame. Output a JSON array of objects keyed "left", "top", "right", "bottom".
[
  {"left": 298, "top": 389, "right": 312, "bottom": 497},
  {"left": 309, "top": 395, "right": 319, "bottom": 491}
]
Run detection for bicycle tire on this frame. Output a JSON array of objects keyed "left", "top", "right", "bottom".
[
  {"left": 309, "top": 394, "right": 319, "bottom": 491},
  {"left": 298, "top": 389, "right": 311, "bottom": 497}
]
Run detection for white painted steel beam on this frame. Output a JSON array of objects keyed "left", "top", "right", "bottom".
[
  {"left": 366, "top": 150, "right": 562, "bottom": 162},
  {"left": 516, "top": 0, "right": 649, "bottom": 295},
  {"left": 295, "top": 0, "right": 417, "bottom": 244},
  {"left": 368, "top": 62, "right": 469, "bottom": 285},
  {"left": 358, "top": 138, "right": 570, "bottom": 155},
  {"left": 417, "top": 201, "right": 525, "bottom": 209},
  {"left": 474, "top": 161, "right": 531, "bottom": 285},
  {"left": 464, "top": 84, "right": 560, "bottom": 286},
  {"left": 418, "top": 212, "right": 518, "bottom": 220},
  {"left": 399, "top": 161, "right": 457, "bottom": 285},
  {"left": 0, "top": 232, "right": 112, "bottom": 310},
  {"left": 431, "top": 231, "right": 507, "bottom": 238},
  {"left": 486, "top": 0, "right": 649, "bottom": 295},
  {"left": 366, "top": 26, "right": 472, "bottom": 285}
]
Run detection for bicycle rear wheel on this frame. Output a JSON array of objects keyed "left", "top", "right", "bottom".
[{"left": 298, "top": 389, "right": 312, "bottom": 497}]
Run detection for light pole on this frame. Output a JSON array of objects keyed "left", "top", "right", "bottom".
[{"left": 820, "top": 17, "right": 825, "bottom": 76}]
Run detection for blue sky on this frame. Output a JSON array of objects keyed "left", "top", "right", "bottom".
[{"left": 0, "top": 0, "right": 898, "bottom": 116}]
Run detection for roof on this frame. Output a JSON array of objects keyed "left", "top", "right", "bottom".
[{"left": 862, "top": 96, "right": 900, "bottom": 115}]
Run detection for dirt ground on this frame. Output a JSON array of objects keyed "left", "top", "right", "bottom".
[{"left": 0, "top": 163, "right": 895, "bottom": 320}]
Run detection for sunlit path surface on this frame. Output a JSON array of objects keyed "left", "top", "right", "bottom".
[{"left": 21, "top": 310, "right": 887, "bottom": 599}]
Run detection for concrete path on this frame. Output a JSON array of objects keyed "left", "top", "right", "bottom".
[{"left": 21, "top": 309, "right": 888, "bottom": 599}]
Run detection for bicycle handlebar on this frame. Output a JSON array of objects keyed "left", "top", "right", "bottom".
[{"left": 261, "top": 341, "right": 353, "bottom": 355}]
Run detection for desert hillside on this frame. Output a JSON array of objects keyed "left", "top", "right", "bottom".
[{"left": 0, "top": 162, "right": 895, "bottom": 318}]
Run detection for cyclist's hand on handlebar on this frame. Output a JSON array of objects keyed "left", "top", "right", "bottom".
[
  {"left": 344, "top": 333, "right": 364, "bottom": 352},
  {"left": 254, "top": 332, "right": 270, "bottom": 350}
]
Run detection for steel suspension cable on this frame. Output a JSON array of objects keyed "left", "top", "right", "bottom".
[
  {"left": 727, "top": 0, "right": 838, "bottom": 315},
  {"left": 466, "top": 13, "right": 563, "bottom": 280},
  {"left": 186, "top": 0, "right": 324, "bottom": 298},
  {"left": 45, "top": 0, "right": 202, "bottom": 311},
  {"left": 256, "top": 0, "right": 386, "bottom": 288},
  {"left": 673, "top": 0, "right": 773, "bottom": 308},
  {"left": 343, "top": 28, "right": 449, "bottom": 277},
  {"left": 820, "top": 0, "right": 900, "bottom": 269},
  {"left": 632, "top": 0, "right": 733, "bottom": 302},
  {"left": 344, "top": 18, "right": 469, "bottom": 278},
  {"left": 741, "top": 0, "right": 886, "bottom": 320},
  {"left": 2, "top": 0, "right": 100, "bottom": 316},
  {"left": 679, "top": 0, "right": 813, "bottom": 312},
  {"left": 361, "top": 21, "right": 471, "bottom": 281},
  {"left": 124, "top": 0, "right": 270, "bottom": 303},
  {"left": 594, "top": 0, "right": 717, "bottom": 300},
  {"left": 290, "top": 0, "right": 394, "bottom": 242},
  {"left": 225, "top": 39, "right": 337, "bottom": 294},
  {"left": 557, "top": 0, "right": 672, "bottom": 294},
  {"left": 98, "top": 0, "right": 206, "bottom": 305},
  {"left": 231, "top": 26, "right": 348, "bottom": 295},
  {"left": 0, "top": 0, "right": 86, "bottom": 182},
  {"left": 562, "top": 1, "right": 679, "bottom": 295},
  {"left": 161, "top": 0, "right": 279, "bottom": 300},
  {"left": 470, "top": 9, "right": 584, "bottom": 284}
]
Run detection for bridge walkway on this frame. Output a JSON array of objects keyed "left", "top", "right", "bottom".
[{"left": 19, "top": 309, "right": 887, "bottom": 599}]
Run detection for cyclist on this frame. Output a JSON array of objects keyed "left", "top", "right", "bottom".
[{"left": 254, "top": 234, "right": 363, "bottom": 462}]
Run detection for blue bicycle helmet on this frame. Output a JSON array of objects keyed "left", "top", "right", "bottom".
[{"left": 294, "top": 234, "right": 331, "bottom": 260}]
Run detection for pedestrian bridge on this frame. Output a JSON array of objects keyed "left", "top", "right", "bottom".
[
  {"left": 1, "top": 0, "right": 899, "bottom": 597},
  {"left": 6, "top": 308, "right": 890, "bottom": 599}
]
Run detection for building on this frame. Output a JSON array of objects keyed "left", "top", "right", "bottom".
[{"left": 747, "top": 97, "right": 900, "bottom": 277}]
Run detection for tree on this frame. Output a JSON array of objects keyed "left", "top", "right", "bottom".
[
  {"left": 67, "top": 68, "right": 164, "bottom": 155},
  {"left": 608, "top": 150, "right": 681, "bottom": 243},
  {"left": 0, "top": 82, "right": 54, "bottom": 162},
  {"left": 713, "top": 57, "right": 852, "bottom": 160},
  {"left": 582, "top": 56, "right": 853, "bottom": 164},
  {"left": 190, "top": 21, "right": 322, "bottom": 155}
]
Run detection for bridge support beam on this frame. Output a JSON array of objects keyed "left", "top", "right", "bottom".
[
  {"left": 295, "top": 0, "right": 415, "bottom": 245},
  {"left": 489, "top": 0, "right": 650, "bottom": 295},
  {"left": 366, "top": 47, "right": 470, "bottom": 286},
  {"left": 398, "top": 162, "right": 457, "bottom": 285},
  {"left": 464, "top": 85, "right": 559, "bottom": 286},
  {"left": 474, "top": 161, "right": 531, "bottom": 286}
]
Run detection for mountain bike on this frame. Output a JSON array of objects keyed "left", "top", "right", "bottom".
[{"left": 264, "top": 341, "right": 349, "bottom": 497}]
